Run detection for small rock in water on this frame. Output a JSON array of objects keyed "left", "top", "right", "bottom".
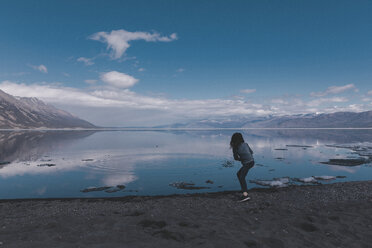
[
  {"left": 336, "top": 175, "right": 347, "bottom": 179},
  {"left": 313, "top": 175, "right": 336, "bottom": 181},
  {"left": 286, "top": 145, "right": 314, "bottom": 148},
  {"left": 250, "top": 177, "right": 290, "bottom": 187},
  {"left": 82, "top": 159, "right": 94, "bottom": 162},
  {"left": 295, "top": 177, "right": 318, "bottom": 183},
  {"left": 117, "top": 185, "right": 126, "bottom": 189},
  {"left": 81, "top": 186, "right": 111, "bottom": 193},
  {"left": 37, "top": 163, "right": 56, "bottom": 167},
  {"left": 105, "top": 187, "right": 121, "bottom": 193},
  {"left": 274, "top": 148, "right": 288, "bottom": 151},
  {"left": 222, "top": 160, "right": 234, "bottom": 167},
  {"left": 320, "top": 158, "right": 366, "bottom": 166},
  {"left": 205, "top": 180, "right": 214, "bottom": 184},
  {"left": 0, "top": 161, "right": 10, "bottom": 165},
  {"left": 169, "top": 182, "right": 210, "bottom": 190},
  {"left": 105, "top": 185, "right": 126, "bottom": 193}
]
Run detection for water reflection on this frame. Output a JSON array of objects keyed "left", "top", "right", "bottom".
[
  {"left": 0, "top": 129, "right": 371, "bottom": 199},
  {"left": 0, "top": 130, "right": 95, "bottom": 163}
]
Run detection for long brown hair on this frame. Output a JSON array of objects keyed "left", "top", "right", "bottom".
[{"left": 230, "top": 132, "right": 244, "bottom": 149}]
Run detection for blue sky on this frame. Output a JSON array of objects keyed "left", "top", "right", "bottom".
[{"left": 0, "top": 0, "right": 372, "bottom": 126}]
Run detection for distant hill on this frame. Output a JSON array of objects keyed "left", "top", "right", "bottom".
[
  {"left": 158, "top": 111, "right": 372, "bottom": 128},
  {"left": 0, "top": 89, "right": 96, "bottom": 129}
]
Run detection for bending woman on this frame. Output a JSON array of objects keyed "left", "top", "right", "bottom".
[{"left": 230, "top": 132, "right": 255, "bottom": 202}]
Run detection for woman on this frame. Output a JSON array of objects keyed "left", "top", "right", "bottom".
[{"left": 230, "top": 132, "right": 255, "bottom": 202}]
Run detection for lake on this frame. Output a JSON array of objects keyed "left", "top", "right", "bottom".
[{"left": 0, "top": 129, "right": 371, "bottom": 199}]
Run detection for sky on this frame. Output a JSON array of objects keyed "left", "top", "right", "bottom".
[{"left": 0, "top": 0, "right": 372, "bottom": 126}]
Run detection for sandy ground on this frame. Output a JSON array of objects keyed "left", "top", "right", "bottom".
[{"left": 1, "top": 181, "right": 372, "bottom": 248}]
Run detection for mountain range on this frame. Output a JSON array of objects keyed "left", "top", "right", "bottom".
[
  {"left": 1, "top": 88, "right": 371, "bottom": 129},
  {"left": 158, "top": 111, "right": 372, "bottom": 128},
  {"left": 0, "top": 89, "right": 95, "bottom": 129}
]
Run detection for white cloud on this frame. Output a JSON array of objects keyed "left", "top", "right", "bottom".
[
  {"left": 240, "top": 89, "right": 256, "bottom": 94},
  {"left": 271, "top": 99, "right": 288, "bottom": 104},
  {"left": 77, "top": 57, "right": 94, "bottom": 66},
  {"left": 307, "top": 97, "right": 348, "bottom": 107},
  {"left": 176, "top": 68, "right": 185, "bottom": 73},
  {"left": 84, "top": 79, "right": 97, "bottom": 84},
  {"left": 0, "top": 80, "right": 272, "bottom": 117},
  {"left": 367, "top": 90, "right": 372, "bottom": 95},
  {"left": 0, "top": 80, "right": 124, "bottom": 107},
  {"left": 0, "top": 80, "right": 369, "bottom": 126},
  {"left": 138, "top": 68, "right": 145, "bottom": 72},
  {"left": 311, "top": 84, "right": 356, "bottom": 97},
  {"left": 89, "top": 29, "right": 177, "bottom": 59},
  {"left": 100, "top": 71, "right": 138, "bottom": 88},
  {"left": 29, "top": 64, "right": 48, "bottom": 73}
]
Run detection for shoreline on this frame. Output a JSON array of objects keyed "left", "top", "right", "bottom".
[
  {"left": 1, "top": 127, "right": 372, "bottom": 131},
  {"left": 1, "top": 181, "right": 372, "bottom": 247}
]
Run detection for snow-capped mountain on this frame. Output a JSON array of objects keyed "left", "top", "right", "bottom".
[
  {"left": 0, "top": 89, "right": 95, "bottom": 129},
  {"left": 158, "top": 111, "right": 372, "bottom": 128}
]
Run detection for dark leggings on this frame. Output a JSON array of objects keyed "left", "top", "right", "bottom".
[{"left": 237, "top": 161, "right": 254, "bottom": 192}]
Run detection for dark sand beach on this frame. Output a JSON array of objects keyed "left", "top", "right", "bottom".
[{"left": 1, "top": 181, "right": 372, "bottom": 248}]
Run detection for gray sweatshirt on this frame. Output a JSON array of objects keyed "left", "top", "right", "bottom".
[{"left": 233, "top": 142, "right": 254, "bottom": 165}]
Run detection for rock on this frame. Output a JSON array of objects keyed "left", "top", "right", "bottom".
[
  {"left": 336, "top": 176, "right": 347, "bottom": 179},
  {"left": 294, "top": 177, "right": 318, "bottom": 183},
  {"left": 314, "top": 176, "right": 336, "bottom": 180},
  {"left": 286, "top": 145, "right": 314, "bottom": 148},
  {"left": 105, "top": 187, "right": 122, "bottom": 193},
  {"left": 169, "top": 182, "right": 210, "bottom": 190},
  {"left": 222, "top": 160, "right": 234, "bottom": 167},
  {"left": 117, "top": 185, "right": 126, "bottom": 190},
  {"left": 250, "top": 177, "right": 290, "bottom": 187},
  {"left": 320, "top": 158, "right": 367, "bottom": 166},
  {"left": 37, "top": 163, "right": 56, "bottom": 167},
  {"left": 81, "top": 186, "right": 112, "bottom": 193}
]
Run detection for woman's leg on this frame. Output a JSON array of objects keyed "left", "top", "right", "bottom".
[{"left": 237, "top": 161, "right": 254, "bottom": 192}]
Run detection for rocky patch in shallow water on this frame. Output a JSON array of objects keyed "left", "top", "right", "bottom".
[
  {"left": 251, "top": 175, "right": 343, "bottom": 188},
  {"left": 286, "top": 145, "right": 314, "bottom": 148},
  {"left": 326, "top": 143, "right": 372, "bottom": 160},
  {"left": 81, "top": 184, "right": 126, "bottom": 193},
  {"left": 221, "top": 160, "right": 234, "bottom": 167},
  {"left": 169, "top": 182, "right": 210, "bottom": 190},
  {"left": 320, "top": 158, "right": 367, "bottom": 166},
  {"left": 250, "top": 177, "right": 290, "bottom": 187},
  {"left": 37, "top": 163, "right": 56, "bottom": 167}
]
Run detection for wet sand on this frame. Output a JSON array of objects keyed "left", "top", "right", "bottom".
[{"left": 1, "top": 181, "right": 372, "bottom": 248}]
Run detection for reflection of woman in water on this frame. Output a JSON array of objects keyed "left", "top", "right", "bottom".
[{"left": 230, "top": 132, "right": 255, "bottom": 202}]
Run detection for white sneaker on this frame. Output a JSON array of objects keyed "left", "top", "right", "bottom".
[{"left": 239, "top": 195, "right": 251, "bottom": 202}]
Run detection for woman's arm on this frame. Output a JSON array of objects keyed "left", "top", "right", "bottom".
[{"left": 233, "top": 148, "right": 241, "bottom": 161}]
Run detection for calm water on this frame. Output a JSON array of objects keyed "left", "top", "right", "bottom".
[{"left": 0, "top": 129, "right": 371, "bottom": 199}]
